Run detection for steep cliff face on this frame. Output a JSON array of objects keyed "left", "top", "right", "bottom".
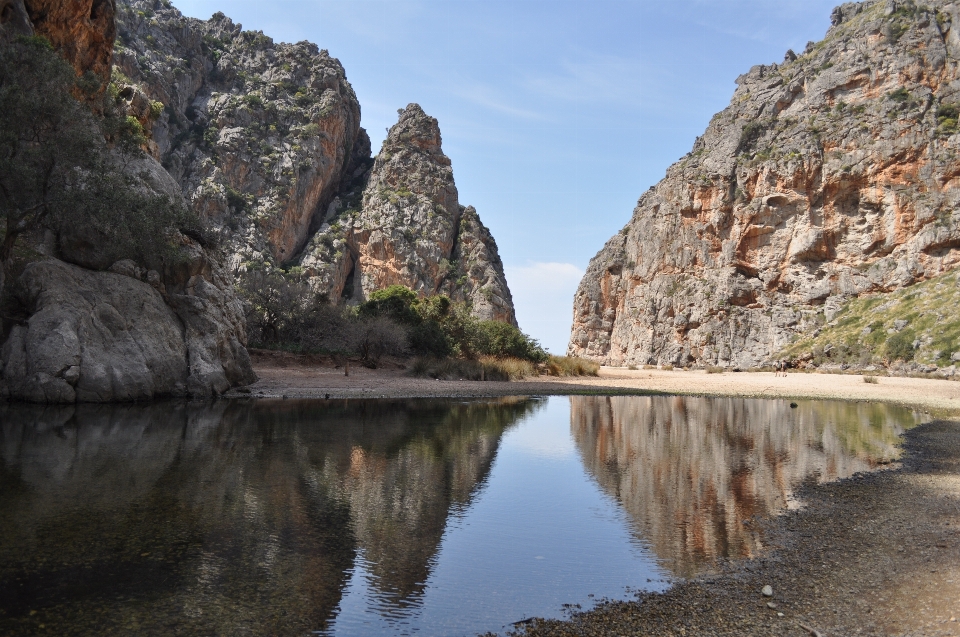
[
  {"left": 570, "top": 0, "right": 960, "bottom": 367},
  {"left": 0, "top": 1, "right": 257, "bottom": 402},
  {"left": 300, "top": 104, "right": 517, "bottom": 324},
  {"left": 114, "top": 0, "right": 367, "bottom": 266},
  {"left": 114, "top": 2, "right": 515, "bottom": 324}
]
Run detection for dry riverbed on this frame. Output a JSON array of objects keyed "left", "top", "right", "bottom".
[{"left": 239, "top": 351, "right": 960, "bottom": 636}]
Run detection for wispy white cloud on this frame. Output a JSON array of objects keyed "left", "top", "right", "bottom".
[
  {"left": 662, "top": 0, "right": 833, "bottom": 46},
  {"left": 453, "top": 84, "right": 548, "bottom": 120},
  {"left": 518, "top": 52, "right": 708, "bottom": 122}
]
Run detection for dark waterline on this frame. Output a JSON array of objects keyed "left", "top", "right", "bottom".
[{"left": 0, "top": 396, "right": 927, "bottom": 636}]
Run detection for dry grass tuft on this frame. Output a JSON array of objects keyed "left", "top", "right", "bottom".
[
  {"left": 541, "top": 355, "right": 600, "bottom": 377},
  {"left": 863, "top": 375, "right": 879, "bottom": 384},
  {"left": 410, "top": 354, "right": 599, "bottom": 381},
  {"left": 410, "top": 356, "right": 535, "bottom": 381},
  {"left": 706, "top": 366, "right": 725, "bottom": 374}
]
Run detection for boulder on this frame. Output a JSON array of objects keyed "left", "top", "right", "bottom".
[{"left": 0, "top": 259, "right": 255, "bottom": 403}]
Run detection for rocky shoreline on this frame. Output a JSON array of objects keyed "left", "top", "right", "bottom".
[{"left": 502, "top": 417, "right": 960, "bottom": 637}]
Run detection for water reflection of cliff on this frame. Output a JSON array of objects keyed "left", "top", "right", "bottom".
[
  {"left": 0, "top": 398, "right": 538, "bottom": 636},
  {"left": 571, "top": 396, "right": 925, "bottom": 578}
]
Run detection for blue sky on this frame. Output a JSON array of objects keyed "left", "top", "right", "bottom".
[{"left": 173, "top": 0, "right": 839, "bottom": 353}]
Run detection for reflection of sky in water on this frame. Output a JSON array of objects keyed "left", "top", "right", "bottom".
[
  {"left": 326, "top": 398, "right": 668, "bottom": 636},
  {"left": 0, "top": 397, "right": 928, "bottom": 637}
]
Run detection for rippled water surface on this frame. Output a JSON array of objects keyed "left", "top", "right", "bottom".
[{"left": 0, "top": 396, "right": 928, "bottom": 635}]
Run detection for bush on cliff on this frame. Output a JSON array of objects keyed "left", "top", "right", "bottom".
[
  {"left": 0, "top": 35, "right": 201, "bottom": 298},
  {"left": 357, "top": 284, "right": 548, "bottom": 362}
]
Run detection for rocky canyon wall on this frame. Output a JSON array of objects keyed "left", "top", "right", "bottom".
[
  {"left": 0, "top": 0, "right": 257, "bottom": 402},
  {"left": 300, "top": 104, "right": 517, "bottom": 324},
  {"left": 570, "top": 0, "right": 960, "bottom": 368},
  {"left": 115, "top": 1, "right": 516, "bottom": 322}
]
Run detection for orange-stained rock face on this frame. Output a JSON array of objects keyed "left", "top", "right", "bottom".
[
  {"left": 24, "top": 0, "right": 115, "bottom": 85},
  {"left": 569, "top": 0, "right": 960, "bottom": 368},
  {"left": 115, "top": 2, "right": 516, "bottom": 324}
]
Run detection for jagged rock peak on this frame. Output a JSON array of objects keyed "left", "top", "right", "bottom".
[
  {"left": 386, "top": 103, "right": 444, "bottom": 154},
  {"left": 299, "top": 104, "right": 517, "bottom": 325},
  {"left": 569, "top": 0, "right": 960, "bottom": 368}
]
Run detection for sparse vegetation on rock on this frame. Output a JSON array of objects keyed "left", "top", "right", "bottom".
[
  {"left": 778, "top": 268, "right": 960, "bottom": 376},
  {"left": 114, "top": 1, "right": 517, "bottom": 325},
  {"left": 569, "top": 0, "right": 960, "bottom": 370}
]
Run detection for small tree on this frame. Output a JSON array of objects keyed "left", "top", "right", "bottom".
[
  {"left": 0, "top": 36, "right": 98, "bottom": 292},
  {"left": 0, "top": 36, "right": 197, "bottom": 295}
]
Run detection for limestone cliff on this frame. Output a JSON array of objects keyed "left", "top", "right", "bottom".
[
  {"left": 0, "top": 2, "right": 257, "bottom": 402},
  {"left": 115, "top": 2, "right": 516, "bottom": 323},
  {"left": 300, "top": 104, "right": 517, "bottom": 324},
  {"left": 25, "top": 0, "right": 116, "bottom": 87},
  {"left": 114, "top": 0, "right": 367, "bottom": 265},
  {"left": 570, "top": 0, "right": 960, "bottom": 368}
]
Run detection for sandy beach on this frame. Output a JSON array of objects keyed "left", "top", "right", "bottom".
[{"left": 238, "top": 351, "right": 960, "bottom": 415}]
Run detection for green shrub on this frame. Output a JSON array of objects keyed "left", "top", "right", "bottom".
[
  {"left": 938, "top": 102, "right": 959, "bottom": 135},
  {"left": 888, "top": 87, "right": 911, "bottom": 102},
  {"left": 358, "top": 285, "right": 547, "bottom": 362},
  {"left": 471, "top": 320, "right": 548, "bottom": 362},
  {"left": 0, "top": 36, "right": 201, "bottom": 295},
  {"left": 887, "top": 21, "right": 909, "bottom": 42},
  {"left": 884, "top": 331, "right": 915, "bottom": 362}
]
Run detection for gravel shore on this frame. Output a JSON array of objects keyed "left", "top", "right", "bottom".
[
  {"left": 504, "top": 418, "right": 960, "bottom": 637},
  {"left": 238, "top": 350, "right": 960, "bottom": 414}
]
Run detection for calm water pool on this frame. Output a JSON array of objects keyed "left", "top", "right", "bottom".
[{"left": 0, "top": 396, "right": 928, "bottom": 636}]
